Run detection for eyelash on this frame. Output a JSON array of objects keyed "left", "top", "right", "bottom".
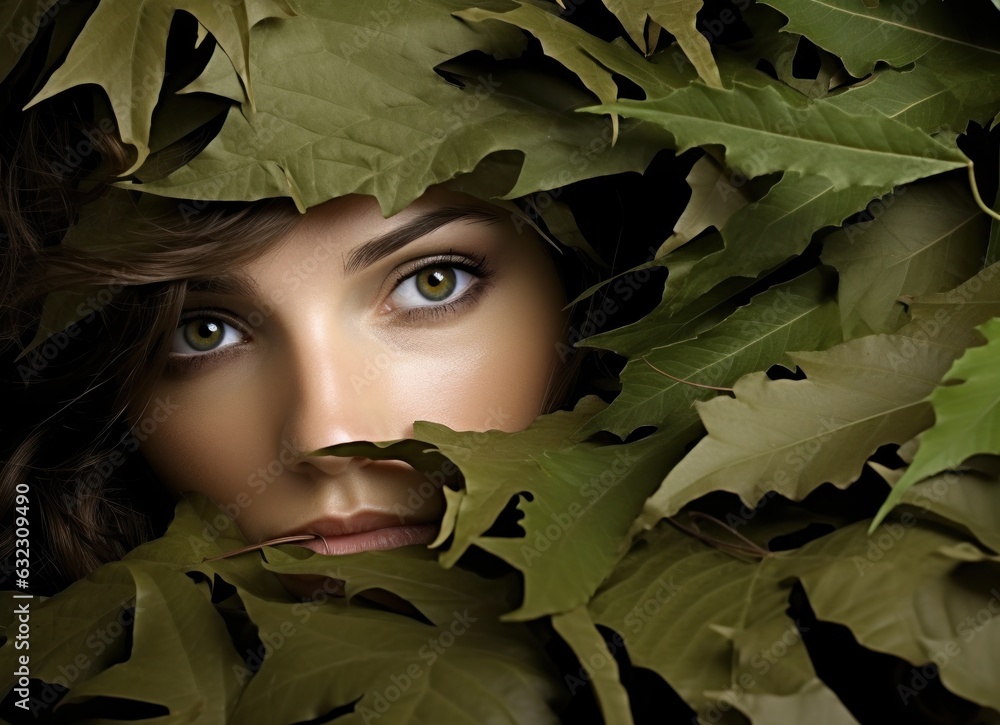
[
  {"left": 166, "top": 251, "right": 495, "bottom": 374},
  {"left": 166, "top": 308, "right": 250, "bottom": 375},
  {"left": 386, "top": 250, "right": 495, "bottom": 322}
]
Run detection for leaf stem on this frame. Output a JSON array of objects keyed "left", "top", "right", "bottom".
[
  {"left": 968, "top": 162, "right": 1000, "bottom": 222},
  {"left": 640, "top": 355, "right": 735, "bottom": 392},
  {"left": 667, "top": 514, "right": 769, "bottom": 559},
  {"left": 201, "top": 534, "right": 323, "bottom": 562},
  {"left": 686, "top": 512, "right": 771, "bottom": 557}
]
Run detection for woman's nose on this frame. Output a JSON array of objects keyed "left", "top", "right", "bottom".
[{"left": 276, "top": 338, "right": 400, "bottom": 477}]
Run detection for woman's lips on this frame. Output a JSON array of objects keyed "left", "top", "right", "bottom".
[{"left": 292, "top": 515, "right": 439, "bottom": 555}]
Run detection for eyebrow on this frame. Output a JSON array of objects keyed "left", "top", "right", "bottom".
[
  {"left": 185, "top": 273, "right": 261, "bottom": 298},
  {"left": 343, "top": 205, "right": 501, "bottom": 276},
  {"left": 182, "top": 205, "right": 502, "bottom": 298}
]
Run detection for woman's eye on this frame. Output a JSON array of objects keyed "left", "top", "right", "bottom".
[
  {"left": 389, "top": 265, "right": 475, "bottom": 308},
  {"left": 171, "top": 316, "right": 245, "bottom": 355}
]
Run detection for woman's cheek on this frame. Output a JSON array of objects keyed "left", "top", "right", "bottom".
[
  {"left": 137, "top": 379, "right": 265, "bottom": 500},
  {"left": 386, "top": 316, "right": 562, "bottom": 436}
]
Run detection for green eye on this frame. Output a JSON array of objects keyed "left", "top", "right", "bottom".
[
  {"left": 415, "top": 266, "right": 457, "bottom": 301},
  {"left": 172, "top": 315, "right": 244, "bottom": 356},
  {"left": 183, "top": 319, "right": 224, "bottom": 351}
]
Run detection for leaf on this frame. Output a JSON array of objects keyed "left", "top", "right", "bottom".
[
  {"left": 824, "top": 45, "right": 1000, "bottom": 134},
  {"left": 424, "top": 395, "right": 608, "bottom": 568},
  {"left": 0, "top": 493, "right": 566, "bottom": 722},
  {"left": 131, "top": 0, "right": 673, "bottom": 215},
  {"left": 25, "top": 0, "right": 293, "bottom": 174},
  {"left": 821, "top": 174, "right": 989, "bottom": 338},
  {"left": 872, "top": 317, "right": 1000, "bottom": 528},
  {"left": 480, "top": 426, "right": 694, "bottom": 620},
  {"left": 734, "top": 678, "right": 860, "bottom": 725},
  {"left": 581, "top": 268, "right": 843, "bottom": 440},
  {"left": 796, "top": 518, "right": 1000, "bottom": 713},
  {"left": 58, "top": 565, "right": 245, "bottom": 721},
  {"left": 406, "top": 395, "right": 694, "bottom": 619},
  {"left": 575, "top": 259, "right": 751, "bottom": 356},
  {"left": 601, "top": 0, "right": 723, "bottom": 88},
  {"left": 460, "top": 0, "right": 697, "bottom": 103},
  {"left": 122, "top": 493, "right": 290, "bottom": 598},
  {"left": 0, "top": 565, "right": 137, "bottom": 698},
  {"left": 587, "top": 523, "right": 857, "bottom": 723},
  {"left": 904, "top": 261, "right": 1000, "bottom": 333},
  {"left": 889, "top": 466, "right": 1000, "bottom": 553},
  {"left": 258, "top": 545, "right": 518, "bottom": 625},
  {"left": 760, "top": 0, "right": 1000, "bottom": 78},
  {"left": 584, "top": 82, "right": 968, "bottom": 191},
  {"left": 639, "top": 265, "right": 1000, "bottom": 528},
  {"left": 658, "top": 153, "right": 753, "bottom": 256},
  {"left": 740, "top": 5, "right": 844, "bottom": 100},
  {"left": 0, "top": 0, "right": 61, "bottom": 83},
  {"left": 638, "top": 318, "right": 982, "bottom": 524},
  {"left": 177, "top": 39, "right": 248, "bottom": 104},
  {"left": 457, "top": 1, "right": 622, "bottom": 143},
  {"left": 659, "top": 172, "right": 884, "bottom": 315},
  {"left": 551, "top": 606, "right": 632, "bottom": 725},
  {"left": 229, "top": 588, "right": 563, "bottom": 724}
]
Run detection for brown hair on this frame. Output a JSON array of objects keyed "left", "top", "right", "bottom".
[
  {"left": 0, "top": 90, "right": 310, "bottom": 590},
  {"left": 0, "top": 103, "right": 601, "bottom": 593}
]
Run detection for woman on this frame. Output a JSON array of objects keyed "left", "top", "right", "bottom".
[
  {"left": 6, "top": 1, "right": 999, "bottom": 723},
  {"left": 1, "top": 132, "right": 616, "bottom": 593},
  {"left": 0, "top": 90, "right": 631, "bottom": 718}
]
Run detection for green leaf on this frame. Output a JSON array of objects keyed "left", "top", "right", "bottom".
[
  {"left": 760, "top": 0, "right": 1000, "bottom": 78},
  {"left": 882, "top": 465, "right": 1000, "bottom": 553},
  {"left": 25, "top": 0, "right": 293, "bottom": 174},
  {"left": 990, "top": 190, "right": 1000, "bottom": 267},
  {"left": 258, "top": 545, "right": 518, "bottom": 625},
  {"left": 131, "top": 0, "right": 671, "bottom": 214},
  {"left": 575, "top": 259, "right": 750, "bottom": 356},
  {"left": 796, "top": 518, "right": 1000, "bottom": 713},
  {"left": 658, "top": 153, "right": 753, "bottom": 257},
  {"left": 585, "top": 82, "right": 968, "bottom": 191},
  {"left": 0, "top": 0, "right": 61, "bottom": 83},
  {"left": 1, "top": 492, "right": 566, "bottom": 722},
  {"left": 480, "top": 426, "right": 694, "bottom": 620},
  {"left": 873, "top": 317, "right": 1000, "bottom": 528},
  {"left": 600, "top": 0, "right": 723, "bottom": 88},
  {"left": 734, "top": 678, "right": 861, "bottom": 725},
  {"left": 457, "top": 1, "right": 622, "bottom": 142},
  {"left": 58, "top": 565, "right": 245, "bottom": 720},
  {"left": 659, "top": 173, "right": 884, "bottom": 315},
  {"left": 0, "top": 565, "right": 136, "bottom": 697},
  {"left": 229, "top": 588, "right": 563, "bottom": 724},
  {"left": 824, "top": 45, "right": 1000, "bottom": 134},
  {"left": 904, "top": 261, "right": 1000, "bottom": 333},
  {"left": 177, "top": 39, "right": 248, "bottom": 104},
  {"left": 638, "top": 319, "right": 981, "bottom": 524},
  {"left": 639, "top": 265, "right": 1000, "bottom": 528},
  {"left": 422, "top": 395, "right": 607, "bottom": 568},
  {"left": 582, "top": 268, "right": 842, "bottom": 440},
  {"left": 551, "top": 606, "right": 632, "bottom": 725},
  {"left": 405, "top": 395, "right": 694, "bottom": 619},
  {"left": 822, "top": 174, "right": 989, "bottom": 338},
  {"left": 740, "top": 5, "right": 842, "bottom": 100},
  {"left": 460, "top": 0, "right": 696, "bottom": 98},
  {"left": 588, "top": 523, "right": 857, "bottom": 723}
]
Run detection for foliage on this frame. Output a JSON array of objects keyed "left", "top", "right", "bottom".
[{"left": 3, "top": 0, "right": 1000, "bottom": 723}]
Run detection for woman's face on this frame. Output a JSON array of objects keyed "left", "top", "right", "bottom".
[{"left": 135, "top": 187, "right": 571, "bottom": 569}]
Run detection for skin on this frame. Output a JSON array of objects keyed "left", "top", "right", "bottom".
[{"left": 134, "top": 187, "right": 573, "bottom": 594}]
